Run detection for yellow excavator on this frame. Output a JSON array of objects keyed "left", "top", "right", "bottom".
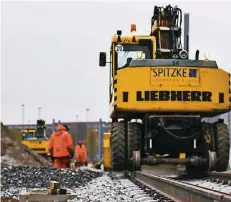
[
  {"left": 21, "top": 120, "right": 49, "bottom": 158},
  {"left": 99, "top": 5, "right": 230, "bottom": 174}
]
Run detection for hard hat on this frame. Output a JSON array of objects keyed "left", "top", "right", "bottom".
[{"left": 57, "top": 125, "right": 66, "bottom": 131}]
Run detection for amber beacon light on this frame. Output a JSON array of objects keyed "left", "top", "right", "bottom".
[{"left": 131, "top": 24, "right": 136, "bottom": 33}]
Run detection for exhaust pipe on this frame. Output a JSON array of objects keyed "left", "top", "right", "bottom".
[{"left": 184, "top": 13, "right": 190, "bottom": 59}]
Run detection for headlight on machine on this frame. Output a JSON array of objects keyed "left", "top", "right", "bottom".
[
  {"left": 179, "top": 50, "right": 188, "bottom": 59},
  {"left": 137, "top": 51, "right": 144, "bottom": 59},
  {"left": 204, "top": 52, "right": 211, "bottom": 60}
]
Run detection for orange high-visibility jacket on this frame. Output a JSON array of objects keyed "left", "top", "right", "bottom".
[
  {"left": 49, "top": 131, "right": 74, "bottom": 158},
  {"left": 64, "top": 131, "right": 74, "bottom": 156},
  {"left": 75, "top": 144, "right": 87, "bottom": 161}
]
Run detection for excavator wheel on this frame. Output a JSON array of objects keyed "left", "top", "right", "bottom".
[
  {"left": 213, "top": 122, "right": 230, "bottom": 172},
  {"left": 202, "top": 122, "right": 215, "bottom": 151},
  {"left": 127, "top": 122, "right": 141, "bottom": 171},
  {"left": 111, "top": 122, "right": 126, "bottom": 172}
]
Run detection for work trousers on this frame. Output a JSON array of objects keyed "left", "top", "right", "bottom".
[
  {"left": 53, "top": 157, "right": 70, "bottom": 168},
  {"left": 76, "top": 156, "right": 87, "bottom": 168}
]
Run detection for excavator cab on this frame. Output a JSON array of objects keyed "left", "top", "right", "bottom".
[{"left": 21, "top": 128, "right": 36, "bottom": 140}]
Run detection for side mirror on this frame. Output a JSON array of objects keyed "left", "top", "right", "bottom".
[{"left": 99, "top": 52, "right": 106, "bottom": 67}]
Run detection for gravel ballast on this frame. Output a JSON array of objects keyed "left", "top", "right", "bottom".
[
  {"left": 181, "top": 178, "right": 231, "bottom": 194},
  {"left": 68, "top": 173, "right": 160, "bottom": 202},
  {"left": 1, "top": 166, "right": 103, "bottom": 199},
  {"left": 1, "top": 165, "right": 172, "bottom": 202}
]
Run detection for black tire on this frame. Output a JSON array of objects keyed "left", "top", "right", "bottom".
[
  {"left": 202, "top": 122, "right": 215, "bottom": 151},
  {"left": 214, "top": 123, "right": 230, "bottom": 172},
  {"left": 127, "top": 122, "right": 141, "bottom": 171},
  {"left": 111, "top": 122, "right": 126, "bottom": 171},
  {"left": 128, "top": 122, "right": 141, "bottom": 159}
]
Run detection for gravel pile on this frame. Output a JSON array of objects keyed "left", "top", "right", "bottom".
[
  {"left": 1, "top": 166, "right": 104, "bottom": 199},
  {"left": 1, "top": 165, "right": 172, "bottom": 202},
  {"left": 1, "top": 123, "right": 49, "bottom": 166},
  {"left": 68, "top": 173, "right": 158, "bottom": 202}
]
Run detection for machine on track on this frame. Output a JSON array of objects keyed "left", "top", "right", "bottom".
[
  {"left": 99, "top": 5, "right": 230, "bottom": 174},
  {"left": 21, "top": 119, "right": 50, "bottom": 159}
]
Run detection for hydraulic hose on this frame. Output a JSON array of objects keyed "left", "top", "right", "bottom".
[{"left": 161, "top": 126, "right": 200, "bottom": 140}]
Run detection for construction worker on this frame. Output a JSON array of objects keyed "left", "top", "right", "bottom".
[
  {"left": 75, "top": 140, "right": 88, "bottom": 168},
  {"left": 48, "top": 125, "right": 74, "bottom": 168}
]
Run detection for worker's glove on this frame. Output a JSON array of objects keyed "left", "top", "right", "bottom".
[
  {"left": 70, "top": 151, "right": 74, "bottom": 159},
  {"left": 48, "top": 152, "right": 54, "bottom": 162}
]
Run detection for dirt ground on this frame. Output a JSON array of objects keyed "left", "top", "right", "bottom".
[{"left": 1, "top": 123, "right": 49, "bottom": 166}]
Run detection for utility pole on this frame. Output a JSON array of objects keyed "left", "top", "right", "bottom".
[
  {"left": 86, "top": 108, "right": 89, "bottom": 122},
  {"left": 76, "top": 114, "right": 78, "bottom": 122},
  {"left": 76, "top": 114, "right": 78, "bottom": 145},
  {"left": 98, "top": 118, "right": 102, "bottom": 161},
  {"left": 38, "top": 107, "right": 41, "bottom": 119},
  {"left": 52, "top": 119, "right": 55, "bottom": 132},
  {"left": 22, "top": 104, "right": 25, "bottom": 130}
]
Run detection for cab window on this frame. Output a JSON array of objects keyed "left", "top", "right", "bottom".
[
  {"left": 23, "top": 132, "right": 34, "bottom": 140},
  {"left": 115, "top": 44, "right": 151, "bottom": 69}
]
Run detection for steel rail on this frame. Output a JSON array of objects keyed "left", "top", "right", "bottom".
[
  {"left": 208, "top": 171, "right": 231, "bottom": 182},
  {"left": 131, "top": 171, "right": 231, "bottom": 202}
]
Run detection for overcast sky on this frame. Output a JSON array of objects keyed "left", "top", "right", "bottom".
[{"left": 1, "top": 0, "right": 231, "bottom": 124}]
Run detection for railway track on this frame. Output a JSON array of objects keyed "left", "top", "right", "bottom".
[
  {"left": 127, "top": 171, "right": 231, "bottom": 202},
  {"left": 208, "top": 171, "right": 231, "bottom": 184}
]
